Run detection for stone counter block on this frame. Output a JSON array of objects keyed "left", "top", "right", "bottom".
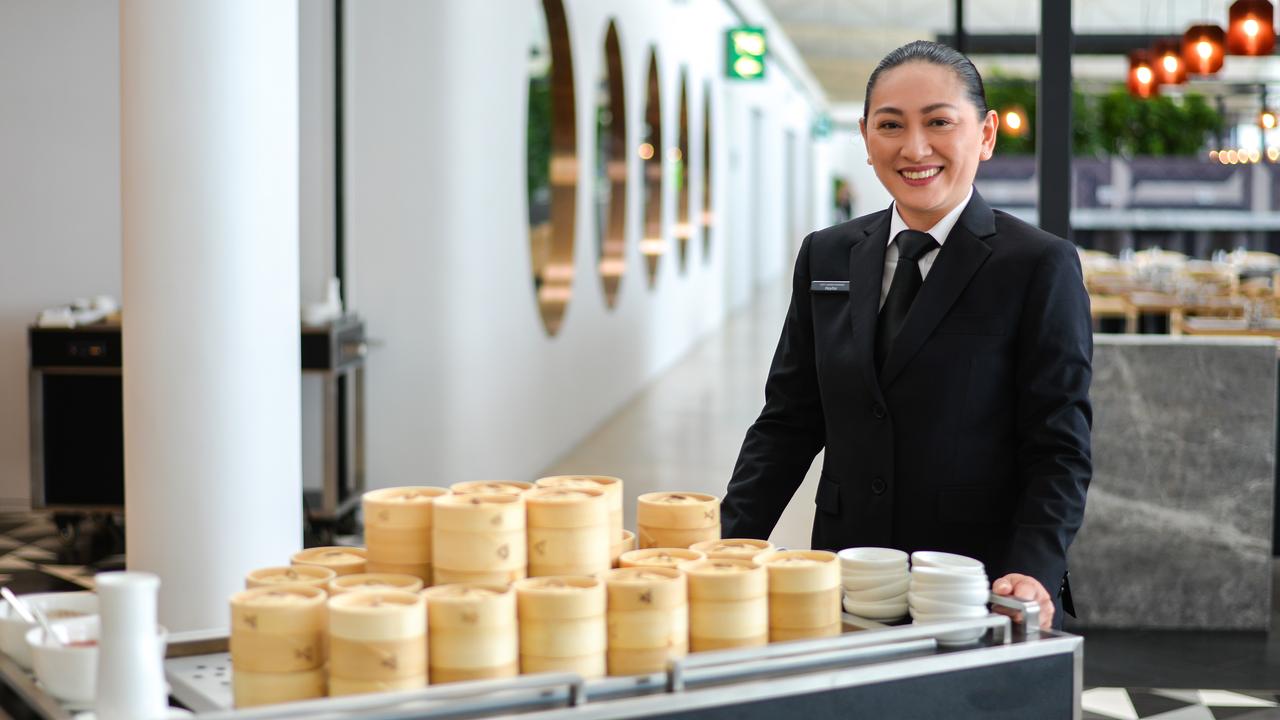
[{"left": 1069, "top": 336, "right": 1276, "bottom": 630}]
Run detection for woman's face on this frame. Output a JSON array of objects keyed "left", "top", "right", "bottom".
[{"left": 860, "top": 61, "right": 997, "bottom": 229}]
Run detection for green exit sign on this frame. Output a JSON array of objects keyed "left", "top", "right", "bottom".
[{"left": 726, "top": 26, "right": 766, "bottom": 80}]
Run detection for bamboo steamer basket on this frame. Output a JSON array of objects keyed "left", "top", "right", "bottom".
[
  {"left": 535, "top": 475, "right": 624, "bottom": 541},
  {"left": 684, "top": 559, "right": 767, "bottom": 652},
  {"left": 604, "top": 567, "right": 688, "bottom": 676},
  {"left": 636, "top": 492, "right": 720, "bottom": 549},
  {"left": 363, "top": 487, "right": 447, "bottom": 582},
  {"left": 328, "top": 590, "right": 427, "bottom": 684},
  {"left": 329, "top": 573, "right": 424, "bottom": 596},
  {"left": 522, "top": 655, "right": 607, "bottom": 677},
  {"left": 760, "top": 550, "right": 841, "bottom": 638},
  {"left": 432, "top": 494, "right": 527, "bottom": 585},
  {"left": 690, "top": 538, "right": 774, "bottom": 562},
  {"left": 525, "top": 488, "right": 610, "bottom": 577},
  {"left": 245, "top": 565, "right": 336, "bottom": 591},
  {"left": 292, "top": 546, "right": 368, "bottom": 577},
  {"left": 610, "top": 530, "right": 637, "bottom": 568},
  {"left": 329, "top": 675, "right": 426, "bottom": 697},
  {"left": 233, "top": 667, "right": 326, "bottom": 707},
  {"left": 423, "top": 584, "right": 518, "bottom": 683},
  {"left": 365, "top": 560, "right": 433, "bottom": 583},
  {"left": 768, "top": 622, "right": 842, "bottom": 641},
  {"left": 362, "top": 486, "right": 449, "bottom": 527},
  {"left": 514, "top": 577, "right": 606, "bottom": 678},
  {"left": 450, "top": 480, "right": 533, "bottom": 496},
  {"left": 759, "top": 550, "right": 840, "bottom": 593},
  {"left": 229, "top": 586, "right": 327, "bottom": 672},
  {"left": 618, "top": 548, "right": 705, "bottom": 571}
]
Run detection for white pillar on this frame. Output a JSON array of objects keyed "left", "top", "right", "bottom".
[{"left": 120, "top": 0, "right": 301, "bottom": 634}]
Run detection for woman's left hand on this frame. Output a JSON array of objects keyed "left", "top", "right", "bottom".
[{"left": 991, "top": 573, "right": 1053, "bottom": 630}]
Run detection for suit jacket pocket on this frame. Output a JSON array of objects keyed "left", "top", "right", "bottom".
[
  {"left": 815, "top": 475, "right": 841, "bottom": 515},
  {"left": 937, "top": 486, "right": 1005, "bottom": 523},
  {"left": 935, "top": 313, "right": 1004, "bottom": 336}
]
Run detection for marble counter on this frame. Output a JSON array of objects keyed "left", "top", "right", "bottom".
[{"left": 1068, "top": 335, "right": 1277, "bottom": 630}]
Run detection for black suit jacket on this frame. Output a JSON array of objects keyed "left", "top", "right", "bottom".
[{"left": 722, "top": 190, "right": 1092, "bottom": 614}]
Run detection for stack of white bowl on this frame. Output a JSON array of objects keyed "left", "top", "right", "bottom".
[
  {"left": 837, "top": 548, "right": 909, "bottom": 621},
  {"left": 908, "top": 551, "right": 990, "bottom": 645}
]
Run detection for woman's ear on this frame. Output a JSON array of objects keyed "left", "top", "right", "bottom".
[
  {"left": 860, "top": 117, "right": 872, "bottom": 164},
  {"left": 980, "top": 109, "right": 998, "bottom": 160}
]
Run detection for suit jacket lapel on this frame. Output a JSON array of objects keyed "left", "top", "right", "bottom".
[
  {"left": 849, "top": 210, "right": 891, "bottom": 403},
  {"left": 879, "top": 191, "right": 997, "bottom": 388}
]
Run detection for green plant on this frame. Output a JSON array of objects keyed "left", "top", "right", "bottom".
[{"left": 983, "top": 77, "right": 1222, "bottom": 157}]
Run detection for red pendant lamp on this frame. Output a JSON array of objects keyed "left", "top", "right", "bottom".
[
  {"left": 1128, "top": 50, "right": 1159, "bottom": 98},
  {"left": 1227, "top": 0, "right": 1275, "bottom": 55},
  {"left": 1152, "top": 39, "right": 1188, "bottom": 84},
  {"left": 1183, "top": 24, "right": 1227, "bottom": 74}
]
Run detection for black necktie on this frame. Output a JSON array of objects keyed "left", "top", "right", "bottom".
[{"left": 875, "top": 230, "right": 940, "bottom": 372}]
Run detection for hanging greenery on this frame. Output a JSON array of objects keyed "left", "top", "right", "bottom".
[{"left": 983, "top": 77, "right": 1223, "bottom": 158}]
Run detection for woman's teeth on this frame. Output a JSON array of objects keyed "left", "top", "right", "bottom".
[{"left": 902, "top": 168, "right": 941, "bottom": 180}]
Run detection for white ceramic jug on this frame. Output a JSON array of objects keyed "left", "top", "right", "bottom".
[{"left": 94, "top": 571, "right": 167, "bottom": 719}]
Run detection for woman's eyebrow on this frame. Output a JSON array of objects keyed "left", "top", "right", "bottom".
[{"left": 872, "top": 103, "right": 958, "bottom": 117}]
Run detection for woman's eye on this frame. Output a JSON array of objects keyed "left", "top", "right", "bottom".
[
  {"left": 928, "top": 118, "right": 954, "bottom": 127},
  {"left": 878, "top": 122, "right": 901, "bottom": 130}
]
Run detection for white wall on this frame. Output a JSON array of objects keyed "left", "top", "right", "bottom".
[
  {"left": 0, "top": 0, "right": 827, "bottom": 505},
  {"left": 0, "top": 0, "right": 122, "bottom": 507},
  {"left": 346, "top": 0, "right": 826, "bottom": 489}
]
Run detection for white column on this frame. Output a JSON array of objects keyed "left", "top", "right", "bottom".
[{"left": 120, "top": 0, "right": 301, "bottom": 634}]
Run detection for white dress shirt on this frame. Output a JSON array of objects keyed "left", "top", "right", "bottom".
[{"left": 880, "top": 186, "right": 974, "bottom": 309}]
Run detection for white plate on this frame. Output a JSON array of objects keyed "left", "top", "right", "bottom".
[
  {"left": 908, "top": 594, "right": 989, "bottom": 615},
  {"left": 910, "top": 551, "right": 985, "bottom": 572},
  {"left": 908, "top": 586, "right": 990, "bottom": 605},
  {"left": 910, "top": 619, "right": 987, "bottom": 646},
  {"left": 844, "top": 579, "right": 910, "bottom": 602},
  {"left": 838, "top": 547, "right": 909, "bottom": 572},
  {"left": 842, "top": 595, "right": 908, "bottom": 621},
  {"left": 842, "top": 571, "right": 910, "bottom": 590},
  {"left": 910, "top": 567, "right": 989, "bottom": 586}
]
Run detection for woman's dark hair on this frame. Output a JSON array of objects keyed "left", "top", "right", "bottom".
[{"left": 862, "top": 40, "right": 989, "bottom": 121}]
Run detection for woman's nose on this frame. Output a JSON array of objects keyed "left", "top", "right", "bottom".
[{"left": 900, "top": 126, "right": 932, "bottom": 160}]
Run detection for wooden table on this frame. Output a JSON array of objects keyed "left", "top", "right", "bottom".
[{"left": 1180, "top": 317, "right": 1280, "bottom": 338}]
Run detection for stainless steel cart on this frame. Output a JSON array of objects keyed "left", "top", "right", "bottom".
[{"left": 153, "top": 595, "right": 1078, "bottom": 720}]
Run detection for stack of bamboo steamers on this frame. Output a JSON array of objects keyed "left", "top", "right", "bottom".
[{"left": 229, "top": 479, "right": 843, "bottom": 708}]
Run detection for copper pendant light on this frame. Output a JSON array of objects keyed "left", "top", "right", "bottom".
[
  {"left": 1152, "top": 39, "right": 1188, "bottom": 84},
  {"left": 1128, "top": 50, "right": 1159, "bottom": 98},
  {"left": 1227, "top": 0, "right": 1276, "bottom": 55},
  {"left": 1183, "top": 23, "right": 1227, "bottom": 74}
]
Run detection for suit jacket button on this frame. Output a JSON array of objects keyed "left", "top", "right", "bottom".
[
  {"left": 871, "top": 477, "right": 886, "bottom": 495},
  {"left": 872, "top": 404, "right": 886, "bottom": 420}
]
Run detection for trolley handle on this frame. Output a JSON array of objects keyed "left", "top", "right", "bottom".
[
  {"left": 987, "top": 592, "right": 1041, "bottom": 637},
  {"left": 195, "top": 672, "right": 587, "bottom": 720}
]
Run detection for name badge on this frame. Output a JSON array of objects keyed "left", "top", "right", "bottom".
[{"left": 810, "top": 281, "right": 850, "bottom": 293}]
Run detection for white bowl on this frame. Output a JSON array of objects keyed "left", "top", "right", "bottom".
[
  {"left": 27, "top": 616, "right": 167, "bottom": 704},
  {"left": 909, "top": 606, "right": 990, "bottom": 621},
  {"left": 838, "top": 547, "right": 908, "bottom": 571},
  {"left": 909, "top": 566, "right": 989, "bottom": 587},
  {"left": 908, "top": 592, "right": 988, "bottom": 615},
  {"left": 844, "top": 578, "right": 910, "bottom": 602},
  {"left": 907, "top": 585, "right": 991, "bottom": 606},
  {"left": 842, "top": 572, "right": 909, "bottom": 591},
  {"left": 842, "top": 596, "right": 908, "bottom": 621},
  {"left": 910, "top": 551, "right": 985, "bottom": 573},
  {"left": 910, "top": 618, "right": 987, "bottom": 646},
  {"left": 0, "top": 591, "right": 98, "bottom": 669}
]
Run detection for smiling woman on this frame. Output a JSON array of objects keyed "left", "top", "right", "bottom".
[{"left": 720, "top": 40, "right": 1093, "bottom": 634}]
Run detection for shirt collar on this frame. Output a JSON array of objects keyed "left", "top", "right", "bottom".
[{"left": 887, "top": 186, "right": 974, "bottom": 248}]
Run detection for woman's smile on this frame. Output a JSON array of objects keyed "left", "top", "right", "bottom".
[{"left": 898, "top": 165, "right": 943, "bottom": 186}]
